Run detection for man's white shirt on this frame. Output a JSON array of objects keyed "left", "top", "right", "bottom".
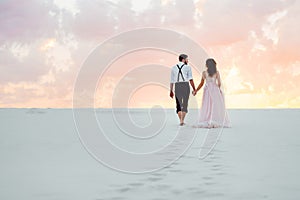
[{"left": 170, "top": 62, "right": 193, "bottom": 83}]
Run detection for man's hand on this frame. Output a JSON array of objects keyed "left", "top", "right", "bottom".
[{"left": 170, "top": 91, "right": 174, "bottom": 98}]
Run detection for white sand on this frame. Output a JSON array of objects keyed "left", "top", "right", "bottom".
[{"left": 0, "top": 108, "right": 300, "bottom": 200}]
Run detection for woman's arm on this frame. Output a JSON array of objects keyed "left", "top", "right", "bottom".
[
  {"left": 216, "top": 71, "right": 221, "bottom": 88},
  {"left": 196, "top": 78, "right": 205, "bottom": 91},
  {"left": 196, "top": 71, "right": 206, "bottom": 91}
]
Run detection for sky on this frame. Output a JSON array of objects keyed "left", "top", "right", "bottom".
[{"left": 0, "top": 0, "right": 299, "bottom": 108}]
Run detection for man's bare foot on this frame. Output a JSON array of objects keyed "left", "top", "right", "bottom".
[{"left": 180, "top": 122, "right": 185, "bottom": 126}]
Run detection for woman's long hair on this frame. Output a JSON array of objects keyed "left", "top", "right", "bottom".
[{"left": 206, "top": 58, "right": 217, "bottom": 76}]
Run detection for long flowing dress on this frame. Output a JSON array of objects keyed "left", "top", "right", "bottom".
[{"left": 195, "top": 71, "right": 231, "bottom": 128}]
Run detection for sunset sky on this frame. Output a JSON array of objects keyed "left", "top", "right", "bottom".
[{"left": 1, "top": 0, "right": 299, "bottom": 108}]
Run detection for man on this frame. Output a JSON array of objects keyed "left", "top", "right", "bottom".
[{"left": 170, "top": 54, "right": 196, "bottom": 126}]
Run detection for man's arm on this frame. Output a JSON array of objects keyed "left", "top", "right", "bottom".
[
  {"left": 170, "top": 83, "right": 174, "bottom": 98},
  {"left": 189, "top": 79, "right": 196, "bottom": 92},
  {"left": 187, "top": 66, "right": 196, "bottom": 92},
  {"left": 170, "top": 67, "right": 176, "bottom": 98}
]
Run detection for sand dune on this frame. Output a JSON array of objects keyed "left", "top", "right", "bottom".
[{"left": 0, "top": 108, "right": 300, "bottom": 199}]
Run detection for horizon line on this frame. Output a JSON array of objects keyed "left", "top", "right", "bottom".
[{"left": 0, "top": 107, "right": 299, "bottom": 110}]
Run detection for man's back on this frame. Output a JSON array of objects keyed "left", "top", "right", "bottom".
[{"left": 170, "top": 62, "right": 193, "bottom": 83}]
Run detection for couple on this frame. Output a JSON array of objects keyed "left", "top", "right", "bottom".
[{"left": 169, "top": 54, "right": 230, "bottom": 128}]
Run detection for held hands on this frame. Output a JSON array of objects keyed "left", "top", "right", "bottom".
[{"left": 192, "top": 90, "right": 197, "bottom": 96}]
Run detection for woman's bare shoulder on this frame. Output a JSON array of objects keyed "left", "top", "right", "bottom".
[{"left": 202, "top": 71, "right": 207, "bottom": 79}]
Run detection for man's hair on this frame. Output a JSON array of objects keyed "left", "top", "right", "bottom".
[{"left": 179, "top": 54, "right": 188, "bottom": 62}]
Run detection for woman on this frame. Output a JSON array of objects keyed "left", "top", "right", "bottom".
[{"left": 193, "top": 58, "right": 231, "bottom": 128}]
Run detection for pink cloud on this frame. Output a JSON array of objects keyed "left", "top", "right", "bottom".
[
  {"left": 197, "top": 0, "right": 294, "bottom": 45},
  {"left": 274, "top": 0, "right": 300, "bottom": 62},
  {"left": 69, "top": 0, "right": 120, "bottom": 40},
  {"left": 0, "top": 0, "right": 58, "bottom": 44},
  {"left": 0, "top": 44, "right": 50, "bottom": 83},
  {"left": 0, "top": 0, "right": 299, "bottom": 108}
]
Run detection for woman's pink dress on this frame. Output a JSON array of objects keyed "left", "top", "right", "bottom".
[{"left": 195, "top": 72, "right": 231, "bottom": 128}]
